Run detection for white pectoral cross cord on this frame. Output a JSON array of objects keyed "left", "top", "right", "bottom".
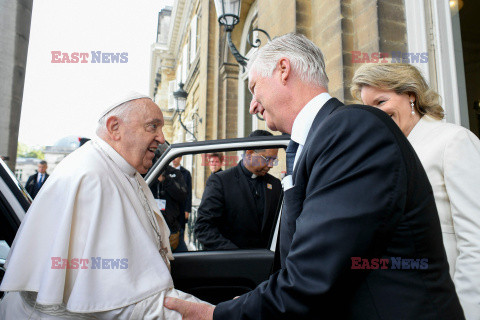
[
  {"left": 135, "top": 176, "right": 171, "bottom": 272},
  {"left": 93, "top": 140, "right": 171, "bottom": 272}
]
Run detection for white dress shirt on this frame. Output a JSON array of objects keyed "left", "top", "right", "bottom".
[
  {"left": 282, "top": 93, "right": 332, "bottom": 191},
  {"left": 37, "top": 173, "right": 45, "bottom": 184},
  {"left": 408, "top": 115, "right": 480, "bottom": 319},
  {"left": 290, "top": 92, "right": 332, "bottom": 170}
]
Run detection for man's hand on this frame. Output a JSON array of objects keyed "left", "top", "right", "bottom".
[
  {"left": 185, "top": 211, "right": 190, "bottom": 220},
  {"left": 158, "top": 174, "right": 166, "bottom": 182},
  {"left": 164, "top": 297, "right": 215, "bottom": 320}
]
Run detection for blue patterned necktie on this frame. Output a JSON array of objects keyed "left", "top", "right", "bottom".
[
  {"left": 286, "top": 140, "right": 299, "bottom": 176},
  {"left": 37, "top": 174, "right": 43, "bottom": 188}
]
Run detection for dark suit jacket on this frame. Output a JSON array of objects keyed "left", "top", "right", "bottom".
[
  {"left": 214, "top": 99, "right": 464, "bottom": 319},
  {"left": 210, "top": 168, "right": 223, "bottom": 175},
  {"left": 25, "top": 172, "right": 49, "bottom": 199},
  {"left": 178, "top": 166, "right": 192, "bottom": 213},
  {"left": 149, "top": 166, "right": 187, "bottom": 233},
  {"left": 195, "top": 162, "right": 282, "bottom": 250},
  {"left": 177, "top": 166, "right": 192, "bottom": 229}
]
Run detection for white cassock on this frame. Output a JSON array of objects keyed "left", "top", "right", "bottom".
[{"left": 0, "top": 137, "right": 204, "bottom": 319}]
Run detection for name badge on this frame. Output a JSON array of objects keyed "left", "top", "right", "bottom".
[{"left": 155, "top": 199, "right": 167, "bottom": 211}]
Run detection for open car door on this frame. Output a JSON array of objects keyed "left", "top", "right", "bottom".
[
  {"left": 0, "top": 160, "right": 30, "bottom": 296},
  {"left": 145, "top": 135, "right": 288, "bottom": 304}
]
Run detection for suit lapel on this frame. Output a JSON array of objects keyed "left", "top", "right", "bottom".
[
  {"left": 293, "top": 98, "right": 344, "bottom": 183},
  {"left": 234, "top": 163, "right": 258, "bottom": 216},
  {"left": 262, "top": 176, "right": 273, "bottom": 231}
]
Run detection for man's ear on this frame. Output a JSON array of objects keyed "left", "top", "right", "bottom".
[
  {"left": 278, "top": 58, "right": 291, "bottom": 85},
  {"left": 245, "top": 150, "right": 254, "bottom": 157},
  {"left": 106, "top": 116, "right": 121, "bottom": 141}
]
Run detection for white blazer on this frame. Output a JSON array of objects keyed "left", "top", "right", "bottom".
[{"left": 408, "top": 115, "right": 480, "bottom": 319}]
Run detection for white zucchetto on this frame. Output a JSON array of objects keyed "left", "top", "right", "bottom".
[{"left": 98, "top": 91, "right": 151, "bottom": 120}]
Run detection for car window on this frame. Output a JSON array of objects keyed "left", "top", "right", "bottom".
[
  {"left": 148, "top": 147, "right": 286, "bottom": 252},
  {"left": 0, "top": 241, "right": 9, "bottom": 261},
  {"left": 0, "top": 160, "right": 31, "bottom": 216},
  {"left": 1, "top": 161, "right": 31, "bottom": 204}
]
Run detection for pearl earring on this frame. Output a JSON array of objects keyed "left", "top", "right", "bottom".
[{"left": 410, "top": 101, "right": 415, "bottom": 115}]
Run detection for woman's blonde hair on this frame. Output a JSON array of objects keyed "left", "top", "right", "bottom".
[{"left": 350, "top": 63, "right": 444, "bottom": 120}]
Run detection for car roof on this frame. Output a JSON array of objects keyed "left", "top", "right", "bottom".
[{"left": 145, "top": 135, "right": 290, "bottom": 184}]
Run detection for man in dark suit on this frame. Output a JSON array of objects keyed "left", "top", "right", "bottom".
[
  {"left": 171, "top": 156, "right": 192, "bottom": 252},
  {"left": 165, "top": 33, "right": 464, "bottom": 319},
  {"left": 149, "top": 165, "right": 187, "bottom": 251},
  {"left": 25, "top": 160, "right": 49, "bottom": 199},
  {"left": 195, "top": 130, "right": 282, "bottom": 250}
]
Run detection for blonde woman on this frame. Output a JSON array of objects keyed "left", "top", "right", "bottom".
[{"left": 351, "top": 63, "right": 480, "bottom": 319}]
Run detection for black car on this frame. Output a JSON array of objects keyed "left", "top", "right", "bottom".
[{"left": 0, "top": 159, "right": 31, "bottom": 295}]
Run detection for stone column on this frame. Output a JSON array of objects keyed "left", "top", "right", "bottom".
[
  {"left": 219, "top": 62, "right": 239, "bottom": 139},
  {"left": 0, "top": 0, "right": 33, "bottom": 171}
]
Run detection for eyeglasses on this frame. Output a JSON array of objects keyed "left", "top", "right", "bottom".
[{"left": 253, "top": 152, "right": 278, "bottom": 166}]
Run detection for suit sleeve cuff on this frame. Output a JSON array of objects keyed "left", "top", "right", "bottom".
[{"left": 213, "top": 299, "right": 238, "bottom": 320}]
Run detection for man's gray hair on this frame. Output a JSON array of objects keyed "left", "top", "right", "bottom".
[
  {"left": 247, "top": 33, "right": 329, "bottom": 89},
  {"left": 95, "top": 100, "right": 135, "bottom": 136}
]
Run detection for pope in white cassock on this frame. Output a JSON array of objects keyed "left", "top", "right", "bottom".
[{"left": 0, "top": 92, "right": 204, "bottom": 319}]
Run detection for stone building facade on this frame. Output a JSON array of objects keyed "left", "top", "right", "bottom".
[{"left": 150, "top": 0, "right": 478, "bottom": 198}]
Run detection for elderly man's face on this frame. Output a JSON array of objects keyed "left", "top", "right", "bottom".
[{"left": 119, "top": 99, "right": 165, "bottom": 174}]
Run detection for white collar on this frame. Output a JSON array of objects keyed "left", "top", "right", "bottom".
[
  {"left": 93, "top": 137, "right": 137, "bottom": 177},
  {"left": 240, "top": 159, "right": 258, "bottom": 179},
  {"left": 407, "top": 115, "right": 440, "bottom": 142},
  {"left": 171, "top": 163, "right": 181, "bottom": 169},
  {"left": 291, "top": 92, "right": 332, "bottom": 145}
]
